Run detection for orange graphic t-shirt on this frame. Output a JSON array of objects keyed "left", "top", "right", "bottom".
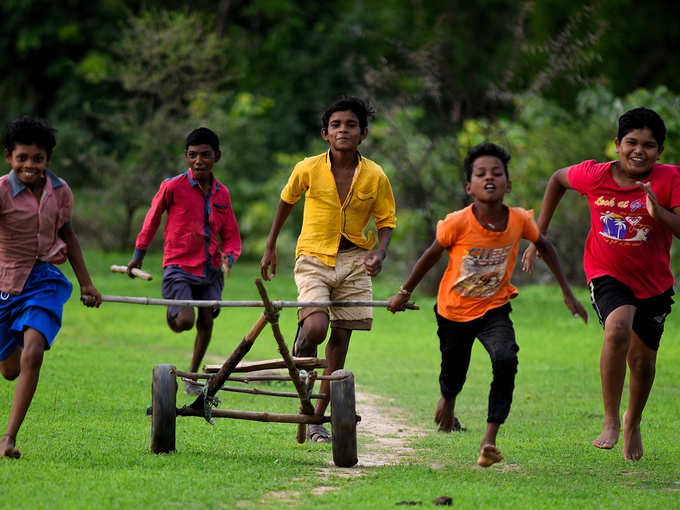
[{"left": 436, "top": 205, "right": 539, "bottom": 322}]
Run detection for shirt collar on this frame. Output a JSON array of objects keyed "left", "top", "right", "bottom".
[
  {"left": 8, "top": 169, "right": 62, "bottom": 198},
  {"left": 187, "top": 168, "right": 220, "bottom": 192},
  {"left": 324, "top": 149, "right": 362, "bottom": 167}
]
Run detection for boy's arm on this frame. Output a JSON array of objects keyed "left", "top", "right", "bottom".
[
  {"left": 522, "top": 167, "right": 572, "bottom": 273},
  {"left": 59, "top": 224, "right": 102, "bottom": 307},
  {"left": 363, "top": 227, "right": 393, "bottom": 277},
  {"left": 637, "top": 182, "right": 680, "bottom": 238},
  {"left": 260, "top": 199, "right": 295, "bottom": 281},
  {"left": 533, "top": 233, "right": 587, "bottom": 323},
  {"left": 387, "top": 239, "right": 445, "bottom": 312},
  {"left": 219, "top": 198, "right": 242, "bottom": 279},
  {"left": 127, "top": 183, "right": 168, "bottom": 277}
]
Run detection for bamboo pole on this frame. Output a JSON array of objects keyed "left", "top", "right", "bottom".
[
  {"left": 177, "top": 406, "right": 332, "bottom": 424},
  {"left": 109, "top": 265, "right": 153, "bottom": 281},
  {"left": 98, "top": 295, "right": 418, "bottom": 309},
  {"left": 172, "top": 368, "right": 350, "bottom": 383},
  {"left": 181, "top": 378, "right": 327, "bottom": 399}
]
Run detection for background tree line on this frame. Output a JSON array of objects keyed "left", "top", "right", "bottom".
[{"left": 2, "top": 0, "right": 679, "bottom": 291}]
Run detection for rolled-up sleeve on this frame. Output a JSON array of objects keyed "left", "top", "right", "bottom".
[{"left": 373, "top": 174, "right": 396, "bottom": 230}]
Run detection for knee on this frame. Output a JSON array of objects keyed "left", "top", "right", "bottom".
[
  {"left": 169, "top": 308, "right": 195, "bottom": 332},
  {"left": 492, "top": 357, "right": 518, "bottom": 378},
  {"left": 303, "top": 322, "right": 327, "bottom": 344},
  {"left": 628, "top": 354, "right": 655, "bottom": 379},
  {"left": 604, "top": 318, "right": 632, "bottom": 347},
  {"left": 0, "top": 365, "right": 20, "bottom": 381}
]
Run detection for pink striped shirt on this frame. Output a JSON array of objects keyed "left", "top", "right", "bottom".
[{"left": 0, "top": 170, "right": 73, "bottom": 295}]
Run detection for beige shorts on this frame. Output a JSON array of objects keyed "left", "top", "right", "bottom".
[{"left": 294, "top": 247, "right": 372, "bottom": 330}]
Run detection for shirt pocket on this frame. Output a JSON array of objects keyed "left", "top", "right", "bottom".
[
  {"left": 349, "top": 188, "right": 376, "bottom": 217},
  {"left": 210, "top": 203, "right": 230, "bottom": 230}
]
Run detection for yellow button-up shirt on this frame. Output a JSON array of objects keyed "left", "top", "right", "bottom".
[{"left": 281, "top": 151, "right": 396, "bottom": 266}]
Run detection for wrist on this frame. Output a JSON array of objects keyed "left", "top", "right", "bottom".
[{"left": 398, "top": 285, "right": 412, "bottom": 296}]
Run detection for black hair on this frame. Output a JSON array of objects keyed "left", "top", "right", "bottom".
[
  {"left": 321, "top": 96, "right": 375, "bottom": 133},
  {"left": 463, "top": 142, "right": 511, "bottom": 182},
  {"left": 3, "top": 116, "right": 57, "bottom": 158},
  {"left": 185, "top": 127, "right": 220, "bottom": 153},
  {"left": 617, "top": 107, "right": 666, "bottom": 148}
]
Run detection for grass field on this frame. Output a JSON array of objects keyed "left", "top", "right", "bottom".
[{"left": 1, "top": 251, "right": 679, "bottom": 509}]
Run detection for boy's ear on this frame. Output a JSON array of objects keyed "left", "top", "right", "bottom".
[
  {"left": 214, "top": 150, "right": 221, "bottom": 163},
  {"left": 506, "top": 180, "right": 512, "bottom": 193},
  {"left": 321, "top": 127, "right": 329, "bottom": 141},
  {"left": 4, "top": 148, "right": 11, "bottom": 165},
  {"left": 614, "top": 137, "right": 621, "bottom": 152},
  {"left": 464, "top": 181, "right": 472, "bottom": 195}
]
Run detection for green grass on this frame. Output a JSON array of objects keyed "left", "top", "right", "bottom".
[{"left": 1, "top": 251, "right": 679, "bottom": 509}]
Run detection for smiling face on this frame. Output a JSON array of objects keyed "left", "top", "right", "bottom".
[
  {"left": 321, "top": 110, "right": 367, "bottom": 152},
  {"left": 465, "top": 155, "right": 510, "bottom": 203},
  {"left": 614, "top": 127, "right": 663, "bottom": 179},
  {"left": 4, "top": 143, "right": 49, "bottom": 187},
  {"left": 185, "top": 143, "right": 220, "bottom": 181}
]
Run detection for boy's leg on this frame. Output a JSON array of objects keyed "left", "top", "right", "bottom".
[
  {"left": 622, "top": 332, "right": 656, "bottom": 460},
  {"left": 295, "top": 311, "right": 330, "bottom": 356},
  {"left": 476, "top": 305, "right": 518, "bottom": 466},
  {"left": 435, "top": 307, "right": 475, "bottom": 432},
  {"left": 594, "top": 305, "right": 635, "bottom": 449},
  {"left": 190, "top": 307, "right": 214, "bottom": 373},
  {"left": 1, "top": 328, "right": 46, "bottom": 459},
  {"left": 308, "top": 326, "right": 352, "bottom": 442}
]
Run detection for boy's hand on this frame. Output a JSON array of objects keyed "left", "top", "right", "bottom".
[
  {"left": 260, "top": 248, "right": 277, "bottom": 281},
  {"left": 221, "top": 254, "right": 232, "bottom": 279},
  {"left": 80, "top": 285, "right": 102, "bottom": 307},
  {"left": 387, "top": 293, "right": 409, "bottom": 313},
  {"left": 637, "top": 181, "right": 660, "bottom": 219},
  {"left": 521, "top": 243, "right": 541, "bottom": 273},
  {"left": 563, "top": 291, "right": 588, "bottom": 323},
  {"left": 363, "top": 250, "right": 385, "bottom": 277},
  {"left": 127, "top": 259, "right": 142, "bottom": 278}
]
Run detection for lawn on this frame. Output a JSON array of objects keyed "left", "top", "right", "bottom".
[{"left": 1, "top": 251, "right": 679, "bottom": 509}]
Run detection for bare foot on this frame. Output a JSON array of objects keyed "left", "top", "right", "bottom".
[
  {"left": 622, "top": 411, "right": 643, "bottom": 461},
  {"left": 592, "top": 419, "right": 620, "bottom": 449},
  {"left": 477, "top": 444, "right": 503, "bottom": 467},
  {"left": 434, "top": 397, "right": 455, "bottom": 432},
  {"left": 0, "top": 435, "right": 21, "bottom": 459}
]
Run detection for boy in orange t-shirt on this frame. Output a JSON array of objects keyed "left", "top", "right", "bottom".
[{"left": 388, "top": 142, "right": 587, "bottom": 467}]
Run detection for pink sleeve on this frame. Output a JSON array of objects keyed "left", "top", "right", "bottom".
[
  {"left": 669, "top": 167, "right": 680, "bottom": 209},
  {"left": 220, "top": 191, "right": 242, "bottom": 261},
  {"left": 567, "top": 160, "right": 597, "bottom": 195},
  {"left": 135, "top": 181, "right": 169, "bottom": 250},
  {"left": 59, "top": 181, "right": 74, "bottom": 228}
]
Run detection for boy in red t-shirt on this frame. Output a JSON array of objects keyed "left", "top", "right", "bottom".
[
  {"left": 523, "top": 107, "right": 680, "bottom": 461},
  {"left": 389, "top": 142, "right": 587, "bottom": 467}
]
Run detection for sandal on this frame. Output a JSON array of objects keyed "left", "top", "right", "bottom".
[
  {"left": 438, "top": 416, "right": 466, "bottom": 432},
  {"left": 307, "top": 424, "right": 332, "bottom": 443}
]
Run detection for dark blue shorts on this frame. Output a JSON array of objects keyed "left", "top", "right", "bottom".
[
  {"left": 0, "top": 263, "right": 73, "bottom": 360},
  {"left": 161, "top": 265, "right": 224, "bottom": 318},
  {"left": 589, "top": 275, "right": 674, "bottom": 351}
]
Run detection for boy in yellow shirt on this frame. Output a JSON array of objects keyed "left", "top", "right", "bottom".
[
  {"left": 261, "top": 96, "right": 396, "bottom": 442},
  {"left": 388, "top": 142, "right": 587, "bottom": 466}
]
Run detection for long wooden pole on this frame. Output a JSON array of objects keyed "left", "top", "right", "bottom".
[
  {"left": 177, "top": 406, "right": 331, "bottom": 424},
  {"left": 98, "top": 295, "right": 418, "bottom": 309}
]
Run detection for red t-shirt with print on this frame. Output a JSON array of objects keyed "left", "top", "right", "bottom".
[{"left": 568, "top": 160, "right": 680, "bottom": 298}]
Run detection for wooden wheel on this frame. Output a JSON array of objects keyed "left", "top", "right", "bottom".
[
  {"left": 330, "top": 369, "right": 358, "bottom": 467},
  {"left": 150, "top": 364, "right": 177, "bottom": 454}
]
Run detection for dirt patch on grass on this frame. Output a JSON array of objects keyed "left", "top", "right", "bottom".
[{"left": 257, "top": 387, "right": 424, "bottom": 506}]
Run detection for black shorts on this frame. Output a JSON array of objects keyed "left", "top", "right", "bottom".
[{"left": 588, "top": 275, "right": 674, "bottom": 351}]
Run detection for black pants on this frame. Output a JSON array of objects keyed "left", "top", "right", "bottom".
[{"left": 435, "top": 303, "right": 519, "bottom": 424}]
